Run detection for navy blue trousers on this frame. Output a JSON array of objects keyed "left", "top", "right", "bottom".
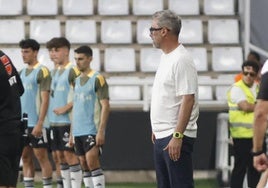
[
  {"left": 154, "top": 135, "right": 195, "bottom": 188},
  {"left": 230, "top": 138, "right": 261, "bottom": 188}
]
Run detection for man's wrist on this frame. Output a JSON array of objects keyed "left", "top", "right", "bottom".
[
  {"left": 173, "top": 132, "right": 184, "bottom": 139},
  {"left": 251, "top": 150, "right": 264, "bottom": 156}
]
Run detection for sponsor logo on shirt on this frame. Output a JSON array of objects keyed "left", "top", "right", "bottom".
[
  {"left": 8, "top": 76, "right": 17, "bottom": 86},
  {"left": 0, "top": 55, "right": 12, "bottom": 75}
]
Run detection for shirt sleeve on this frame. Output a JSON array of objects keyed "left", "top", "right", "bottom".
[
  {"left": 68, "top": 67, "right": 80, "bottom": 85},
  {"left": 37, "top": 66, "right": 51, "bottom": 91},
  {"left": 95, "top": 74, "right": 109, "bottom": 100},
  {"left": 175, "top": 55, "right": 198, "bottom": 96},
  {"left": 230, "top": 86, "right": 247, "bottom": 104}
]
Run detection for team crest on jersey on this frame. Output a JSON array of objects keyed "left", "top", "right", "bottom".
[
  {"left": 0, "top": 55, "right": 12, "bottom": 75},
  {"left": 62, "top": 132, "right": 70, "bottom": 142}
]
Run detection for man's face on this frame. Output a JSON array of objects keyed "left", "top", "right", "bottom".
[
  {"left": 48, "top": 47, "right": 69, "bottom": 65},
  {"left": 242, "top": 66, "right": 257, "bottom": 86},
  {"left": 150, "top": 20, "right": 163, "bottom": 48},
  {"left": 74, "top": 53, "right": 91, "bottom": 72},
  {"left": 21, "top": 48, "right": 37, "bottom": 65}
]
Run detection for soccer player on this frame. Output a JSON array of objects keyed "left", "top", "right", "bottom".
[
  {"left": 19, "top": 39, "right": 53, "bottom": 188},
  {"left": 46, "top": 37, "right": 82, "bottom": 188},
  {"left": 72, "top": 45, "right": 110, "bottom": 188}
]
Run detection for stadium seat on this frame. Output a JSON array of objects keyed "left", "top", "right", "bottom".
[
  {"left": 108, "top": 77, "right": 141, "bottom": 101},
  {"left": 217, "top": 74, "right": 237, "bottom": 83},
  {"left": 104, "top": 48, "right": 135, "bottom": 72},
  {"left": 0, "top": 0, "right": 23, "bottom": 15},
  {"left": 212, "top": 47, "right": 243, "bottom": 72},
  {"left": 136, "top": 19, "right": 152, "bottom": 44},
  {"left": 62, "top": 0, "right": 93, "bottom": 15},
  {"left": 145, "top": 77, "right": 154, "bottom": 100},
  {"left": 215, "top": 86, "right": 230, "bottom": 101},
  {"left": 30, "top": 20, "right": 61, "bottom": 43},
  {"left": 140, "top": 48, "right": 162, "bottom": 72},
  {"left": 65, "top": 20, "right": 96, "bottom": 44},
  {"left": 2, "top": 48, "right": 25, "bottom": 71},
  {"left": 37, "top": 49, "right": 54, "bottom": 70},
  {"left": 98, "top": 0, "right": 129, "bottom": 15},
  {"left": 0, "top": 20, "right": 25, "bottom": 44},
  {"left": 27, "top": 0, "right": 58, "bottom": 15},
  {"left": 101, "top": 20, "right": 132, "bottom": 44},
  {"left": 168, "top": 0, "right": 199, "bottom": 15},
  {"left": 132, "top": 0, "right": 163, "bottom": 15},
  {"left": 180, "top": 19, "right": 203, "bottom": 44},
  {"left": 204, "top": 0, "right": 235, "bottom": 15},
  {"left": 91, "top": 48, "right": 101, "bottom": 71},
  {"left": 208, "top": 19, "right": 239, "bottom": 44},
  {"left": 198, "top": 86, "right": 213, "bottom": 100},
  {"left": 188, "top": 47, "right": 208, "bottom": 71}
]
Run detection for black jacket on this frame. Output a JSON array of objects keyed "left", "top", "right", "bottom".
[{"left": 0, "top": 50, "right": 24, "bottom": 130}]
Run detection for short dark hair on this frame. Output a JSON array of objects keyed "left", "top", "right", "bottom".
[
  {"left": 46, "top": 37, "right": 71, "bottom": 50},
  {"left": 248, "top": 51, "right": 261, "bottom": 62},
  {"left": 19, "top": 39, "right": 40, "bottom": 51},
  {"left": 242, "top": 60, "right": 260, "bottom": 73},
  {"left": 74, "top": 46, "right": 93, "bottom": 57}
]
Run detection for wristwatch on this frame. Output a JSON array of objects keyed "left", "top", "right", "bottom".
[{"left": 173, "top": 132, "right": 184, "bottom": 139}]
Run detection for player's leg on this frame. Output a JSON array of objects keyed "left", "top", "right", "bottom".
[
  {"left": 32, "top": 128, "right": 53, "bottom": 188},
  {"left": 21, "top": 146, "right": 35, "bottom": 188},
  {"left": 33, "top": 147, "right": 53, "bottom": 188},
  {"left": 86, "top": 146, "right": 105, "bottom": 188},
  {"left": 49, "top": 127, "right": 63, "bottom": 188},
  {"left": 52, "top": 151, "right": 63, "bottom": 188},
  {"left": 64, "top": 150, "right": 82, "bottom": 188},
  {"left": 61, "top": 125, "right": 82, "bottom": 187},
  {"left": 75, "top": 136, "right": 93, "bottom": 188},
  {"left": 79, "top": 155, "right": 94, "bottom": 188}
]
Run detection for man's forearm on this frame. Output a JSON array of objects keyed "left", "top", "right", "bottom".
[
  {"left": 175, "top": 94, "right": 194, "bottom": 133},
  {"left": 253, "top": 100, "right": 268, "bottom": 152}
]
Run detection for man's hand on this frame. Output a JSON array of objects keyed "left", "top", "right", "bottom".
[
  {"left": 254, "top": 153, "right": 268, "bottom": 172},
  {"left": 32, "top": 124, "right": 43, "bottom": 138},
  {"left": 96, "top": 130, "right": 105, "bottom": 146},
  {"left": 53, "top": 106, "right": 68, "bottom": 115},
  {"left": 164, "top": 137, "right": 182, "bottom": 161},
  {"left": 151, "top": 133, "right": 156, "bottom": 144}
]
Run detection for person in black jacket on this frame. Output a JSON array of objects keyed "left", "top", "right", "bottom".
[{"left": 0, "top": 50, "right": 24, "bottom": 187}]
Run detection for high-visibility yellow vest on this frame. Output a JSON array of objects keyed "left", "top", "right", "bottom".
[{"left": 227, "top": 80, "right": 258, "bottom": 138}]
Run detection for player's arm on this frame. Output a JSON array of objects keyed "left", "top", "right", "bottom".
[
  {"left": 253, "top": 72, "right": 268, "bottom": 171},
  {"left": 95, "top": 75, "right": 110, "bottom": 146},
  {"left": 54, "top": 67, "right": 79, "bottom": 115},
  {"left": 32, "top": 67, "right": 51, "bottom": 137},
  {"left": 253, "top": 99, "right": 268, "bottom": 152},
  {"left": 253, "top": 72, "right": 268, "bottom": 153},
  {"left": 65, "top": 67, "right": 79, "bottom": 111}
]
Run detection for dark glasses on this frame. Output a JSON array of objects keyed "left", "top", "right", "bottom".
[
  {"left": 149, "top": 27, "right": 163, "bottom": 34},
  {"left": 243, "top": 71, "right": 256, "bottom": 77}
]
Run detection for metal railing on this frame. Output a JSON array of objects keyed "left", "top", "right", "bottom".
[{"left": 107, "top": 77, "right": 233, "bottom": 112}]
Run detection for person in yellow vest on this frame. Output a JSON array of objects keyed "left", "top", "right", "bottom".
[{"left": 227, "top": 60, "right": 261, "bottom": 188}]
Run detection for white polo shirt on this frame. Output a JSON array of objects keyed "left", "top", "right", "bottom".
[{"left": 150, "top": 44, "right": 199, "bottom": 139}]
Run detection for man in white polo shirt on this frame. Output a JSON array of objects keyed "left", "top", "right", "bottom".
[{"left": 150, "top": 10, "right": 199, "bottom": 188}]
